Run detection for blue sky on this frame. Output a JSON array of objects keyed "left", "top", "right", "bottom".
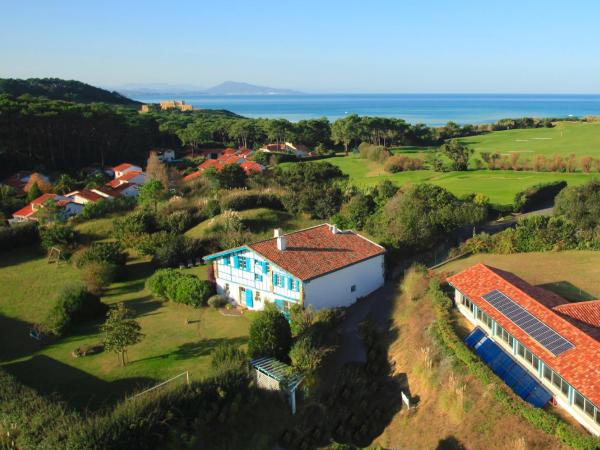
[{"left": 1, "top": 0, "right": 600, "bottom": 93}]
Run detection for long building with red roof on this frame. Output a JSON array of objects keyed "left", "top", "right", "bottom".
[
  {"left": 204, "top": 224, "right": 385, "bottom": 313},
  {"left": 448, "top": 264, "right": 600, "bottom": 435}
]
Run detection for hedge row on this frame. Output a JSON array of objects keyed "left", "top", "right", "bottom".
[
  {"left": 0, "top": 222, "right": 39, "bottom": 252},
  {"left": 219, "top": 190, "right": 284, "bottom": 212},
  {"left": 513, "top": 180, "right": 567, "bottom": 212},
  {"left": 427, "top": 281, "right": 600, "bottom": 450}
]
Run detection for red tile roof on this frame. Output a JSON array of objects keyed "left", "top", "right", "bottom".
[
  {"left": 447, "top": 264, "right": 600, "bottom": 407},
  {"left": 554, "top": 300, "right": 600, "bottom": 328},
  {"left": 30, "top": 193, "right": 57, "bottom": 205},
  {"left": 106, "top": 171, "right": 143, "bottom": 188},
  {"left": 112, "top": 163, "right": 135, "bottom": 172},
  {"left": 240, "top": 160, "right": 264, "bottom": 174},
  {"left": 249, "top": 224, "right": 385, "bottom": 281},
  {"left": 67, "top": 189, "right": 104, "bottom": 202},
  {"left": 183, "top": 171, "right": 202, "bottom": 182},
  {"left": 12, "top": 204, "right": 35, "bottom": 218}
]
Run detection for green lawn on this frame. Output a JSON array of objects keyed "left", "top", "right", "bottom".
[
  {"left": 0, "top": 249, "right": 253, "bottom": 410},
  {"left": 185, "top": 207, "right": 321, "bottom": 241},
  {"left": 321, "top": 155, "right": 596, "bottom": 204},
  {"left": 459, "top": 121, "right": 600, "bottom": 158}
]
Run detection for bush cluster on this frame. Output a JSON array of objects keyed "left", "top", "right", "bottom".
[
  {"left": 0, "top": 222, "right": 39, "bottom": 252},
  {"left": 43, "top": 283, "right": 108, "bottom": 336},
  {"left": 513, "top": 181, "right": 567, "bottom": 212},
  {"left": 79, "top": 196, "right": 137, "bottom": 220},
  {"left": 383, "top": 155, "right": 424, "bottom": 173},
  {"left": 358, "top": 142, "right": 391, "bottom": 163},
  {"left": 39, "top": 223, "right": 78, "bottom": 251},
  {"left": 427, "top": 280, "right": 600, "bottom": 450},
  {"left": 146, "top": 269, "right": 214, "bottom": 307},
  {"left": 74, "top": 241, "right": 127, "bottom": 269},
  {"left": 219, "top": 190, "right": 284, "bottom": 211}
]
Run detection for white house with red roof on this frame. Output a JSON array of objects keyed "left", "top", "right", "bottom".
[
  {"left": 11, "top": 193, "right": 83, "bottom": 223},
  {"left": 184, "top": 148, "right": 264, "bottom": 182},
  {"left": 260, "top": 142, "right": 312, "bottom": 158},
  {"left": 203, "top": 224, "right": 385, "bottom": 313},
  {"left": 448, "top": 264, "right": 600, "bottom": 436},
  {"left": 112, "top": 163, "right": 142, "bottom": 179}
]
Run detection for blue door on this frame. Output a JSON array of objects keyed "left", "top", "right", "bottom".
[{"left": 245, "top": 289, "right": 254, "bottom": 308}]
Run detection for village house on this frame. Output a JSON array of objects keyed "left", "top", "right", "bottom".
[
  {"left": 183, "top": 148, "right": 264, "bottom": 182},
  {"left": 11, "top": 193, "right": 83, "bottom": 223},
  {"left": 448, "top": 264, "right": 600, "bottom": 436},
  {"left": 111, "top": 163, "right": 143, "bottom": 179},
  {"left": 105, "top": 163, "right": 146, "bottom": 197},
  {"left": 155, "top": 149, "right": 176, "bottom": 162},
  {"left": 204, "top": 224, "right": 385, "bottom": 313},
  {"left": 259, "top": 142, "right": 312, "bottom": 158},
  {"left": 2, "top": 171, "right": 50, "bottom": 194}
]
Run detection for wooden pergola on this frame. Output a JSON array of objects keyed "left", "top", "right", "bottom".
[{"left": 250, "top": 357, "right": 304, "bottom": 414}]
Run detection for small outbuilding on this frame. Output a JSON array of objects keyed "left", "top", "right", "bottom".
[{"left": 250, "top": 357, "right": 304, "bottom": 414}]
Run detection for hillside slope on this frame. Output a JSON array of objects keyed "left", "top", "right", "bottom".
[{"left": 0, "top": 78, "right": 140, "bottom": 105}]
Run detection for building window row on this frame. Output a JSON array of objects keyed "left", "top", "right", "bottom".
[{"left": 462, "top": 292, "right": 600, "bottom": 426}]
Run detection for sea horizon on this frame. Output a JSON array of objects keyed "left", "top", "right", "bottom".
[{"left": 128, "top": 92, "right": 600, "bottom": 126}]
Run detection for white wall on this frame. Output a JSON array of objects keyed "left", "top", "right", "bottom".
[{"left": 303, "top": 254, "right": 384, "bottom": 309}]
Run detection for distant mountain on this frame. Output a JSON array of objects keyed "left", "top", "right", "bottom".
[
  {"left": 205, "top": 81, "right": 301, "bottom": 95},
  {"left": 0, "top": 78, "right": 140, "bottom": 105}
]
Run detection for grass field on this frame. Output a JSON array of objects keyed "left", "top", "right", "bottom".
[
  {"left": 321, "top": 155, "right": 595, "bottom": 204},
  {"left": 438, "top": 250, "right": 600, "bottom": 301},
  {"left": 0, "top": 248, "right": 253, "bottom": 410},
  {"left": 459, "top": 121, "right": 600, "bottom": 158}
]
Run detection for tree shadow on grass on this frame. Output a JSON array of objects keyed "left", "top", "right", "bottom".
[
  {"left": 0, "top": 245, "right": 45, "bottom": 268},
  {"left": 537, "top": 281, "right": 596, "bottom": 302},
  {"left": 132, "top": 336, "right": 248, "bottom": 364},
  {"left": 436, "top": 435, "right": 467, "bottom": 450},
  {"left": 0, "top": 314, "right": 43, "bottom": 361},
  {"left": 2, "top": 354, "right": 156, "bottom": 412}
]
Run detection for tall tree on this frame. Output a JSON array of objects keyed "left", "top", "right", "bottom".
[
  {"left": 102, "top": 302, "right": 144, "bottom": 367},
  {"left": 138, "top": 179, "right": 164, "bottom": 212},
  {"left": 440, "top": 139, "right": 473, "bottom": 171},
  {"left": 331, "top": 114, "right": 361, "bottom": 155},
  {"left": 146, "top": 151, "right": 169, "bottom": 187}
]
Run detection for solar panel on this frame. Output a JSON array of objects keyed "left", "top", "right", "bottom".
[{"left": 481, "top": 289, "right": 574, "bottom": 357}]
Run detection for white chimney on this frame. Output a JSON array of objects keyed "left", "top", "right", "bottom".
[
  {"left": 274, "top": 228, "right": 287, "bottom": 251},
  {"left": 330, "top": 224, "right": 338, "bottom": 234}
]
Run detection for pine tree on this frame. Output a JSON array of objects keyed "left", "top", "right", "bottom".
[{"left": 102, "top": 302, "right": 144, "bottom": 367}]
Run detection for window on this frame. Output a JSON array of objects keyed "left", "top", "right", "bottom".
[
  {"left": 351, "top": 285, "right": 356, "bottom": 292},
  {"left": 255, "top": 274, "right": 263, "bottom": 282},
  {"left": 223, "top": 256, "right": 230, "bottom": 266},
  {"left": 255, "top": 291, "right": 261, "bottom": 303},
  {"left": 273, "top": 273, "right": 284, "bottom": 287},
  {"left": 239, "top": 257, "right": 248, "bottom": 271},
  {"left": 543, "top": 365, "right": 552, "bottom": 382},
  {"left": 517, "top": 342, "right": 525, "bottom": 358},
  {"left": 574, "top": 392, "right": 585, "bottom": 410}
]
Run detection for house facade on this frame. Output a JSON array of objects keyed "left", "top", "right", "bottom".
[
  {"left": 448, "top": 264, "right": 600, "bottom": 436},
  {"left": 204, "top": 224, "right": 385, "bottom": 312}
]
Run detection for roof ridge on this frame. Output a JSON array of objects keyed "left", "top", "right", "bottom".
[{"left": 247, "top": 223, "right": 330, "bottom": 247}]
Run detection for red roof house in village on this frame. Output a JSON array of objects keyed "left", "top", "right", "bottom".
[
  {"left": 183, "top": 148, "right": 264, "bottom": 182},
  {"left": 448, "top": 264, "right": 600, "bottom": 435}
]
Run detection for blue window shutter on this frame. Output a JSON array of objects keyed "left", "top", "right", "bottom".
[
  {"left": 233, "top": 255, "right": 239, "bottom": 268},
  {"left": 287, "top": 277, "right": 293, "bottom": 290},
  {"left": 262, "top": 262, "right": 268, "bottom": 274},
  {"left": 245, "top": 257, "right": 250, "bottom": 271},
  {"left": 272, "top": 273, "right": 276, "bottom": 285},
  {"left": 296, "top": 281, "right": 300, "bottom": 292},
  {"left": 223, "top": 256, "right": 229, "bottom": 266}
]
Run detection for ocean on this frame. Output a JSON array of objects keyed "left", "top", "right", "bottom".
[{"left": 131, "top": 93, "right": 600, "bottom": 126}]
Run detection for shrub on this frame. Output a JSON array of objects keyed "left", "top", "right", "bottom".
[
  {"left": 219, "top": 190, "right": 284, "bottom": 211},
  {"left": 383, "top": 155, "right": 424, "bottom": 173},
  {"left": 555, "top": 179, "right": 600, "bottom": 232},
  {"left": 44, "top": 283, "right": 107, "bottom": 336},
  {"left": 513, "top": 181, "right": 567, "bottom": 212},
  {"left": 39, "top": 223, "right": 78, "bottom": 251},
  {"left": 146, "top": 269, "right": 214, "bottom": 307},
  {"left": 80, "top": 261, "right": 117, "bottom": 294},
  {"left": 152, "top": 234, "right": 205, "bottom": 268},
  {"left": 0, "top": 222, "right": 39, "bottom": 252},
  {"left": 401, "top": 263, "right": 429, "bottom": 301},
  {"left": 207, "top": 294, "right": 228, "bottom": 308},
  {"left": 74, "top": 241, "right": 127, "bottom": 268},
  {"left": 112, "top": 210, "right": 158, "bottom": 240},
  {"left": 80, "top": 196, "right": 137, "bottom": 220},
  {"left": 358, "top": 142, "right": 391, "bottom": 162},
  {"left": 174, "top": 275, "right": 214, "bottom": 307},
  {"left": 248, "top": 303, "right": 292, "bottom": 361},
  {"left": 159, "top": 210, "right": 195, "bottom": 234},
  {"left": 211, "top": 343, "right": 247, "bottom": 375}
]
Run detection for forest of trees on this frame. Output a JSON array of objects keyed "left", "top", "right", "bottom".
[
  {"left": 0, "top": 77, "right": 559, "bottom": 177},
  {"left": 0, "top": 78, "right": 139, "bottom": 105}
]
